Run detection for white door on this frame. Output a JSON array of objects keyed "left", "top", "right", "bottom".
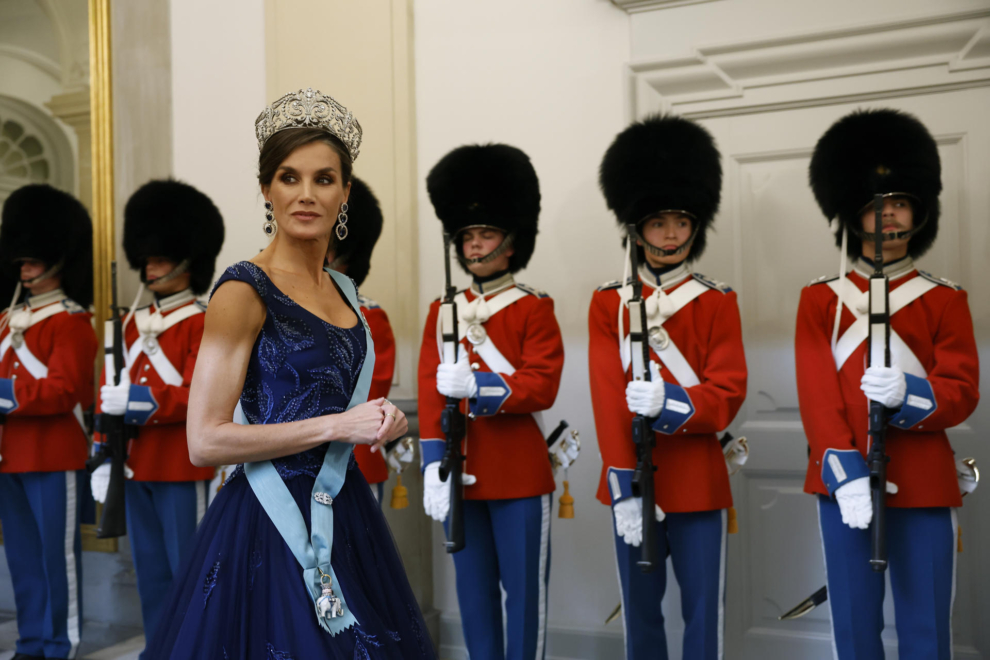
[{"left": 680, "top": 88, "right": 990, "bottom": 659}]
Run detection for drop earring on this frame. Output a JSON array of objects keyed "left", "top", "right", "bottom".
[
  {"left": 335, "top": 203, "right": 349, "bottom": 241},
  {"left": 263, "top": 201, "right": 277, "bottom": 237}
]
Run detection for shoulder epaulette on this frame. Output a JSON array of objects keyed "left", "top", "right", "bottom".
[
  {"left": 597, "top": 280, "right": 622, "bottom": 292},
  {"left": 61, "top": 298, "right": 85, "bottom": 314},
  {"left": 515, "top": 282, "right": 549, "bottom": 298},
  {"left": 807, "top": 274, "right": 840, "bottom": 287},
  {"left": 918, "top": 270, "right": 962, "bottom": 291},
  {"left": 692, "top": 272, "right": 733, "bottom": 293},
  {"left": 357, "top": 293, "right": 381, "bottom": 310}
]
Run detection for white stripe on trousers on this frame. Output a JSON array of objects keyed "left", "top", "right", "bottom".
[
  {"left": 64, "top": 471, "right": 80, "bottom": 658},
  {"left": 196, "top": 481, "right": 207, "bottom": 525},
  {"left": 717, "top": 509, "right": 727, "bottom": 660},
  {"left": 817, "top": 499, "right": 841, "bottom": 660},
  {"left": 950, "top": 508, "right": 958, "bottom": 660},
  {"left": 535, "top": 493, "right": 551, "bottom": 660}
]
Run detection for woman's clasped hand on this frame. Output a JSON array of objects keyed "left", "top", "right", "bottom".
[{"left": 334, "top": 397, "right": 408, "bottom": 454}]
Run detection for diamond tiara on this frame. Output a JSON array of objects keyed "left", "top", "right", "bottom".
[{"left": 255, "top": 88, "right": 362, "bottom": 161}]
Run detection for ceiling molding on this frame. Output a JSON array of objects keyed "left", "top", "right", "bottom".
[
  {"left": 0, "top": 44, "right": 61, "bottom": 81},
  {"left": 628, "top": 8, "right": 990, "bottom": 119},
  {"left": 611, "top": 0, "right": 723, "bottom": 13}
]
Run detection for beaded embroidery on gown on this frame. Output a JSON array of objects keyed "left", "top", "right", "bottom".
[{"left": 147, "top": 262, "right": 436, "bottom": 659}]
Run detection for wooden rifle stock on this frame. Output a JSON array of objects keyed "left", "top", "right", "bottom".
[{"left": 627, "top": 224, "right": 659, "bottom": 573}]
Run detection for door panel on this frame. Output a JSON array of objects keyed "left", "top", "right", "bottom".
[{"left": 681, "top": 88, "right": 988, "bottom": 659}]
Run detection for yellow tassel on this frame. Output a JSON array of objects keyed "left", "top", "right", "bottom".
[
  {"left": 216, "top": 469, "right": 227, "bottom": 494},
  {"left": 390, "top": 474, "right": 409, "bottom": 510},
  {"left": 957, "top": 524, "right": 963, "bottom": 553},
  {"left": 727, "top": 506, "right": 739, "bottom": 534},
  {"left": 558, "top": 480, "right": 575, "bottom": 519}
]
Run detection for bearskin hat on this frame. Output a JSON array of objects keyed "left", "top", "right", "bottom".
[
  {"left": 0, "top": 184, "right": 93, "bottom": 308},
  {"left": 599, "top": 114, "right": 722, "bottom": 262},
  {"left": 809, "top": 108, "right": 941, "bottom": 258},
  {"left": 334, "top": 177, "right": 383, "bottom": 287},
  {"left": 124, "top": 179, "right": 225, "bottom": 295},
  {"left": 426, "top": 143, "right": 540, "bottom": 273}
]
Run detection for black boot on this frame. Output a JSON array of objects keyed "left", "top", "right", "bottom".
[{"left": 12, "top": 653, "right": 46, "bottom": 660}]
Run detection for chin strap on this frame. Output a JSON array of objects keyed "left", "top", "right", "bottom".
[
  {"left": 631, "top": 211, "right": 699, "bottom": 258},
  {"left": 147, "top": 258, "right": 191, "bottom": 287},
  {"left": 456, "top": 231, "right": 516, "bottom": 267},
  {"left": 21, "top": 259, "right": 64, "bottom": 286}
]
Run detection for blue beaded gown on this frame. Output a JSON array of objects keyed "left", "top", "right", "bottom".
[{"left": 147, "top": 262, "right": 436, "bottom": 660}]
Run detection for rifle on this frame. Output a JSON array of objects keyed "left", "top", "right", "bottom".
[
  {"left": 85, "top": 261, "right": 129, "bottom": 539},
  {"left": 866, "top": 194, "right": 891, "bottom": 572},
  {"left": 437, "top": 232, "right": 467, "bottom": 553},
  {"left": 627, "top": 224, "right": 659, "bottom": 573}
]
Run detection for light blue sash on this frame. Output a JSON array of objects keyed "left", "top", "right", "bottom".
[{"left": 243, "top": 269, "right": 375, "bottom": 636}]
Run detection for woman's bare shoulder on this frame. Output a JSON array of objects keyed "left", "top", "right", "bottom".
[{"left": 206, "top": 278, "right": 266, "bottom": 338}]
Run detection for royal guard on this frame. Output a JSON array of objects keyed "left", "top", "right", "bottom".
[
  {"left": 797, "top": 109, "right": 979, "bottom": 659},
  {"left": 418, "top": 144, "right": 564, "bottom": 660},
  {"left": 327, "top": 177, "right": 412, "bottom": 505},
  {"left": 0, "top": 185, "right": 97, "bottom": 660},
  {"left": 90, "top": 179, "right": 224, "bottom": 658},
  {"left": 590, "top": 115, "right": 747, "bottom": 660}
]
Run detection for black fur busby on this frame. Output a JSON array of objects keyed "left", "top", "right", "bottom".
[
  {"left": 599, "top": 114, "right": 722, "bottom": 262},
  {"left": 809, "top": 108, "right": 941, "bottom": 258},
  {"left": 124, "top": 179, "right": 224, "bottom": 295},
  {"left": 0, "top": 184, "right": 93, "bottom": 308},
  {"left": 426, "top": 144, "right": 540, "bottom": 273},
  {"left": 335, "top": 177, "right": 383, "bottom": 287}
]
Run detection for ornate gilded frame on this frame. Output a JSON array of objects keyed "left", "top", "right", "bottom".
[{"left": 84, "top": 0, "right": 117, "bottom": 553}]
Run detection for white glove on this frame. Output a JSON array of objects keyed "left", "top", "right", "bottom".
[
  {"left": 550, "top": 430, "right": 581, "bottom": 474},
  {"left": 91, "top": 463, "right": 111, "bottom": 503},
  {"left": 834, "top": 476, "right": 899, "bottom": 529},
  {"left": 436, "top": 352, "right": 478, "bottom": 400},
  {"left": 625, "top": 361, "right": 665, "bottom": 418},
  {"left": 723, "top": 436, "right": 749, "bottom": 476},
  {"left": 100, "top": 371, "right": 132, "bottom": 416},
  {"left": 860, "top": 366, "right": 907, "bottom": 409},
  {"left": 90, "top": 461, "right": 134, "bottom": 504},
  {"left": 957, "top": 458, "right": 978, "bottom": 496},
  {"left": 423, "top": 461, "right": 477, "bottom": 522},
  {"left": 385, "top": 437, "right": 415, "bottom": 473},
  {"left": 613, "top": 497, "right": 666, "bottom": 547}
]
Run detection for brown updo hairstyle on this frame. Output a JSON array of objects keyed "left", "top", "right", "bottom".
[{"left": 258, "top": 127, "right": 353, "bottom": 187}]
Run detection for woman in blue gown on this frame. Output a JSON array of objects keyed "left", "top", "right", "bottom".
[{"left": 147, "top": 89, "right": 436, "bottom": 659}]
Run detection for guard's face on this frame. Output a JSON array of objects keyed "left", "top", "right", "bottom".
[
  {"left": 460, "top": 227, "right": 513, "bottom": 278},
  {"left": 859, "top": 195, "right": 914, "bottom": 260},
  {"left": 262, "top": 141, "right": 351, "bottom": 245},
  {"left": 146, "top": 256, "right": 191, "bottom": 295},
  {"left": 639, "top": 212, "right": 693, "bottom": 267},
  {"left": 18, "top": 259, "right": 47, "bottom": 283}
]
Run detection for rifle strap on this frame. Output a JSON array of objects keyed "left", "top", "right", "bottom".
[{"left": 243, "top": 268, "right": 374, "bottom": 636}]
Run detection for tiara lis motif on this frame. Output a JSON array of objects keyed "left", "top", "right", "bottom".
[{"left": 255, "top": 88, "right": 362, "bottom": 161}]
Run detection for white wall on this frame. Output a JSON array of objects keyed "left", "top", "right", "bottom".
[
  {"left": 170, "top": 0, "right": 268, "bottom": 279},
  {"left": 414, "top": 0, "right": 632, "bottom": 649}
]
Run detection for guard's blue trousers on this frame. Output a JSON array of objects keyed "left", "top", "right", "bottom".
[
  {"left": 126, "top": 479, "right": 208, "bottom": 659},
  {"left": 613, "top": 508, "right": 727, "bottom": 660},
  {"left": 445, "top": 494, "right": 552, "bottom": 660},
  {"left": 818, "top": 495, "right": 956, "bottom": 660},
  {"left": 0, "top": 470, "right": 84, "bottom": 659}
]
